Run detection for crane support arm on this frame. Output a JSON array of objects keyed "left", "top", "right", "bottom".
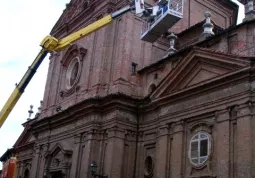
[
  {"left": 41, "top": 5, "right": 131, "bottom": 52},
  {"left": 0, "top": 4, "right": 134, "bottom": 128},
  {"left": 0, "top": 49, "right": 48, "bottom": 128}
]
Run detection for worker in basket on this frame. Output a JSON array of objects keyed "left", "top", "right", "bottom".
[{"left": 157, "top": 0, "right": 169, "bottom": 14}]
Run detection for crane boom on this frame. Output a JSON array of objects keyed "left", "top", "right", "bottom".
[
  {"left": 0, "top": 4, "right": 134, "bottom": 128},
  {"left": 0, "top": 49, "right": 48, "bottom": 128},
  {"left": 0, "top": 0, "right": 183, "bottom": 128}
]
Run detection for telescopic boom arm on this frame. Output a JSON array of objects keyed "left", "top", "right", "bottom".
[{"left": 0, "top": 0, "right": 150, "bottom": 128}]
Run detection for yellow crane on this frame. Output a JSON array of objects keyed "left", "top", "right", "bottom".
[{"left": 0, "top": 0, "right": 184, "bottom": 128}]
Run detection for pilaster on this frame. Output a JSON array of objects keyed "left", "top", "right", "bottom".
[
  {"left": 16, "top": 161, "right": 24, "bottom": 178},
  {"left": 215, "top": 109, "right": 230, "bottom": 178},
  {"left": 30, "top": 145, "right": 40, "bottom": 178},
  {"left": 236, "top": 102, "right": 252, "bottom": 178},
  {"left": 155, "top": 124, "right": 169, "bottom": 178},
  {"left": 79, "top": 131, "right": 93, "bottom": 178},
  {"left": 170, "top": 122, "right": 184, "bottom": 178},
  {"left": 103, "top": 126, "right": 125, "bottom": 178},
  {"left": 38, "top": 143, "right": 49, "bottom": 178},
  {"left": 69, "top": 133, "right": 82, "bottom": 178}
]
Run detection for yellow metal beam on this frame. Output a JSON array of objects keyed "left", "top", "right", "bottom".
[
  {"left": 0, "top": 13, "right": 117, "bottom": 129},
  {"left": 41, "top": 15, "right": 113, "bottom": 52},
  {"left": 0, "top": 88, "right": 22, "bottom": 128},
  {"left": 0, "top": 49, "right": 48, "bottom": 128}
]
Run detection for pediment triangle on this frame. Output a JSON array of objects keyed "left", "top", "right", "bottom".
[
  {"left": 13, "top": 128, "right": 33, "bottom": 147},
  {"left": 174, "top": 62, "right": 229, "bottom": 91},
  {"left": 150, "top": 47, "right": 250, "bottom": 100},
  {"left": 27, "top": 135, "right": 36, "bottom": 142},
  {"left": 186, "top": 69, "right": 218, "bottom": 87},
  {"left": 51, "top": 0, "right": 89, "bottom": 34}
]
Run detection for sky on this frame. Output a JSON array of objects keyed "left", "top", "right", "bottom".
[{"left": 0, "top": 0, "right": 245, "bottom": 169}]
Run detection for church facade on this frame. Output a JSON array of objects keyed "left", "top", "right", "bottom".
[{"left": 12, "top": 0, "right": 255, "bottom": 178}]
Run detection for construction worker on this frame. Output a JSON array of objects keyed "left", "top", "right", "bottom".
[{"left": 157, "top": 0, "right": 168, "bottom": 14}]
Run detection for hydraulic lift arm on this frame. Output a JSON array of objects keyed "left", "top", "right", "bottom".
[{"left": 0, "top": 4, "right": 137, "bottom": 128}]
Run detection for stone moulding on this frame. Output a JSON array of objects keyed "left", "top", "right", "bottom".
[{"left": 60, "top": 44, "right": 87, "bottom": 98}]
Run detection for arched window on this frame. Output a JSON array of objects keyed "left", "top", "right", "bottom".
[
  {"left": 24, "top": 169, "right": 29, "bottom": 178},
  {"left": 189, "top": 131, "right": 211, "bottom": 167}
]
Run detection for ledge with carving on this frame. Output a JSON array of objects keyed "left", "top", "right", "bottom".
[
  {"left": 31, "top": 92, "right": 143, "bottom": 132},
  {"left": 59, "top": 44, "right": 87, "bottom": 98},
  {"left": 43, "top": 143, "right": 73, "bottom": 178}
]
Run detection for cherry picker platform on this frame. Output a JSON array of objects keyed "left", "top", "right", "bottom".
[{"left": 141, "top": 0, "right": 184, "bottom": 43}]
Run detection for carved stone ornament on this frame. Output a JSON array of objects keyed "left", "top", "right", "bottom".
[
  {"left": 24, "top": 162, "right": 32, "bottom": 171},
  {"left": 201, "top": 11, "right": 214, "bottom": 39},
  {"left": 60, "top": 44, "right": 87, "bottom": 97},
  {"left": 189, "top": 121, "right": 213, "bottom": 134},
  {"left": 44, "top": 143, "right": 72, "bottom": 178}
]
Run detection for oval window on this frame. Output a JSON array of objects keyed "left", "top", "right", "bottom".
[
  {"left": 144, "top": 156, "right": 153, "bottom": 177},
  {"left": 189, "top": 131, "right": 211, "bottom": 167},
  {"left": 66, "top": 57, "right": 80, "bottom": 90}
]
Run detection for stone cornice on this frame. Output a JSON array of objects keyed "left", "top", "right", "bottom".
[
  {"left": 15, "top": 141, "right": 35, "bottom": 152},
  {"left": 51, "top": 0, "right": 129, "bottom": 38},
  {"left": 150, "top": 67, "right": 251, "bottom": 108},
  {"left": 31, "top": 93, "right": 141, "bottom": 132}
]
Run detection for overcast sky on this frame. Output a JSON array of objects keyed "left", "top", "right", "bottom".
[
  {"left": 0, "top": 0, "right": 67, "bottom": 168},
  {"left": 0, "top": 0, "right": 244, "bottom": 169}
]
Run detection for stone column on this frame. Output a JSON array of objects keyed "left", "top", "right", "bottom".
[
  {"left": 80, "top": 132, "right": 93, "bottom": 178},
  {"left": 16, "top": 161, "right": 23, "bottom": 178},
  {"left": 30, "top": 145, "right": 40, "bottom": 178},
  {"left": 136, "top": 131, "right": 144, "bottom": 178},
  {"left": 103, "top": 126, "right": 125, "bottom": 178},
  {"left": 215, "top": 109, "right": 230, "bottom": 178},
  {"left": 170, "top": 122, "right": 184, "bottom": 178},
  {"left": 69, "top": 134, "right": 82, "bottom": 178},
  {"left": 155, "top": 125, "right": 169, "bottom": 178},
  {"left": 236, "top": 102, "right": 252, "bottom": 178},
  {"left": 38, "top": 144, "right": 49, "bottom": 178}
]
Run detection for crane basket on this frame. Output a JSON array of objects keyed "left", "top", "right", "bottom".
[{"left": 141, "top": 0, "right": 184, "bottom": 43}]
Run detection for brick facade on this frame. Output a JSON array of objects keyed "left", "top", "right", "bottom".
[{"left": 13, "top": 0, "right": 255, "bottom": 178}]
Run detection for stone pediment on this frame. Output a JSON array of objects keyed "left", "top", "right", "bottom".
[
  {"left": 47, "top": 143, "right": 73, "bottom": 158},
  {"left": 51, "top": 0, "right": 91, "bottom": 34},
  {"left": 44, "top": 143, "right": 73, "bottom": 177},
  {"left": 14, "top": 121, "right": 36, "bottom": 148},
  {"left": 50, "top": 0, "right": 116, "bottom": 35},
  {"left": 150, "top": 47, "right": 250, "bottom": 100},
  {"left": 14, "top": 131, "right": 29, "bottom": 147}
]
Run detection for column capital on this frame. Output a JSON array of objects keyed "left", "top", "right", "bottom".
[
  {"left": 158, "top": 124, "right": 169, "bottom": 136},
  {"left": 74, "top": 133, "right": 82, "bottom": 144},
  {"left": 236, "top": 101, "right": 253, "bottom": 118},
  {"left": 107, "top": 126, "right": 125, "bottom": 139},
  {"left": 215, "top": 108, "right": 229, "bottom": 122}
]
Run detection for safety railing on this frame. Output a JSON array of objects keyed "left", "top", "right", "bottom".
[
  {"left": 169, "top": 0, "right": 184, "bottom": 14},
  {"left": 142, "top": 0, "right": 184, "bottom": 31}
]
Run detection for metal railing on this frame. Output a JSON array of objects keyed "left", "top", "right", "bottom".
[
  {"left": 169, "top": 0, "right": 184, "bottom": 14},
  {"left": 140, "top": 0, "right": 184, "bottom": 38}
]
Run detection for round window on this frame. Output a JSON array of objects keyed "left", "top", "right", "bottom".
[
  {"left": 189, "top": 131, "right": 211, "bottom": 167},
  {"left": 66, "top": 57, "right": 80, "bottom": 90}
]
